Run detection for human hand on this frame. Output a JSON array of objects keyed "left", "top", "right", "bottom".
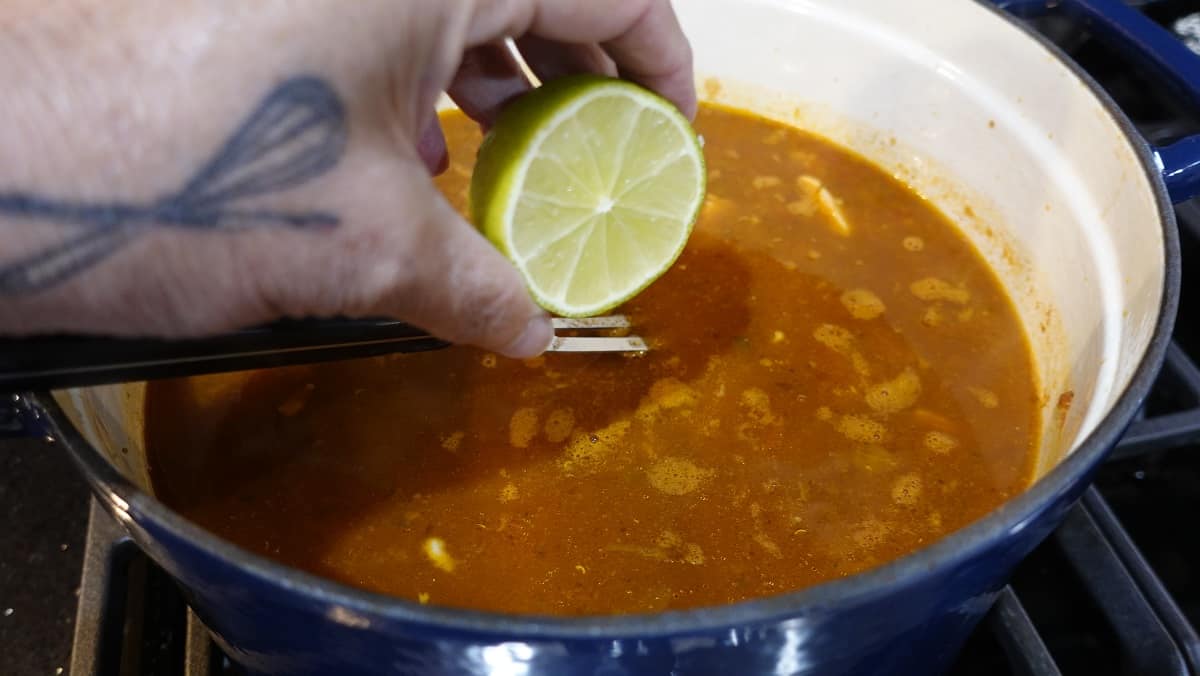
[{"left": 0, "top": 0, "right": 695, "bottom": 357}]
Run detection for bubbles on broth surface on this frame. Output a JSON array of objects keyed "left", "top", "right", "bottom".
[{"left": 143, "top": 104, "right": 1039, "bottom": 616}]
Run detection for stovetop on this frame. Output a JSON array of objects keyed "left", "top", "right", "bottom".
[{"left": 3, "top": 3, "right": 1200, "bottom": 675}]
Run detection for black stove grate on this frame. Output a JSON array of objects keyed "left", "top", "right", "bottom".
[
  {"left": 70, "top": 501, "right": 232, "bottom": 676},
  {"left": 63, "top": 3, "right": 1200, "bottom": 675}
]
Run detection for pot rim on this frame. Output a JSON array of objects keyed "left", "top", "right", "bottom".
[{"left": 44, "top": 2, "right": 1182, "bottom": 641}]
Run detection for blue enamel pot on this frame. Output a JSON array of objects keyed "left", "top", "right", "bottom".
[{"left": 10, "top": 1, "right": 1199, "bottom": 674}]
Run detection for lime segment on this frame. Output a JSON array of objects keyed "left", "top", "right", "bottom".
[{"left": 470, "top": 75, "right": 706, "bottom": 317}]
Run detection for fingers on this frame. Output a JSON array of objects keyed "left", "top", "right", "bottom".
[
  {"left": 403, "top": 190, "right": 553, "bottom": 358},
  {"left": 446, "top": 43, "right": 532, "bottom": 131},
  {"left": 415, "top": 118, "right": 450, "bottom": 175},
  {"left": 360, "top": 166, "right": 553, "bottom": 359},
  {"left": 514, "top": 35, "right": 616, "bottom": 83},
  {"left": 447, "top": 38, "right": 614, "bottom": 131},
  {"left": 467, "top": 0, "right": 696, "bottom": 118}
]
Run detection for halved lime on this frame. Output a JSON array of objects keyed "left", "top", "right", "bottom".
[{"left": 470, "top": 74, "right": 706, "bottom": 317}]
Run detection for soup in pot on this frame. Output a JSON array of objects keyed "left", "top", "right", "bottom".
[{"left": 146, "top": 104, "right": 1039, "bottom": 616}]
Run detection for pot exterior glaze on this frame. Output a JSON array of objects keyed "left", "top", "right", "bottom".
[
  {"left": 99, "top": 471, "right": 1073, "bottom": 676},
  {"left": 25, "top": 1, "right": 1197, "bottom": 674}
]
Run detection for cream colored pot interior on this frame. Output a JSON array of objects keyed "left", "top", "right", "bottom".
[{"left": 55, "top": 0, "right": 1166, "bottom": 494}]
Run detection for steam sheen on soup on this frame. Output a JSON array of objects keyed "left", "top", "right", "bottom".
[{"left": 146, "top": 104, "right": 1039, "bottom": 616}]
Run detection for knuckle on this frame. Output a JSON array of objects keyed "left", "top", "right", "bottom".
[
  {"left": 241, "top": 223, "right": 416, "bottom": 322},
  {"left": 338, "top": 233, "right": 420, "bottom": 316}
]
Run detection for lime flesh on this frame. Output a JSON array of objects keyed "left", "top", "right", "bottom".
[{"left": 470, "top": 75, "right": 706, "bottom": 317}]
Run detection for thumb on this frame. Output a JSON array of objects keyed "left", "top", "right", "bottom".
[{"left": 377, "top": 173, "right": 554, "bottom": 359}]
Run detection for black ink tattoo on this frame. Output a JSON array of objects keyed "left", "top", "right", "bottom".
[{"left": 0, "top": 76, "right": 347, "bottom": 293}]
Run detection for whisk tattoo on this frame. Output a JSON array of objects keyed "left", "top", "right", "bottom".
[{"left": 0, "top": 76, "right": 347, "bottom": 294}]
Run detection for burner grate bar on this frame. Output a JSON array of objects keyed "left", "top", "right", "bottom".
[
  {"left": 1159, "top": 342, "right": 1200, "bottom": 407},
  {"left": 184, "top": 611, "right": 217, "bottom": 676},
  {"left": 69, "top": 500, "right": 135, "bottom": 676},
  {"left": 988, "top": 587, "right": 1064, "bottom": 676},
  {"left": 1111, "top": 409, "right": 1200, "bottom": 460},
  {"left": 1055, "top": 491, "right": 1192, "bottom": 676},
  {"left": 1110, "top": 342, "right": 1200, "bottom": 460},
  {"left": 1083, "top": 489, "right": 1200, "bottom": 673}
]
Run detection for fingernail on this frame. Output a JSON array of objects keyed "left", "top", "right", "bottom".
[{"left": 500, "top": 314, "right": 555, "bottom": 359}]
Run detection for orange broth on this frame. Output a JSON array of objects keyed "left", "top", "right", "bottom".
[{"left": 145, "top": 104, "right": 1039, "bottom": 615}]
